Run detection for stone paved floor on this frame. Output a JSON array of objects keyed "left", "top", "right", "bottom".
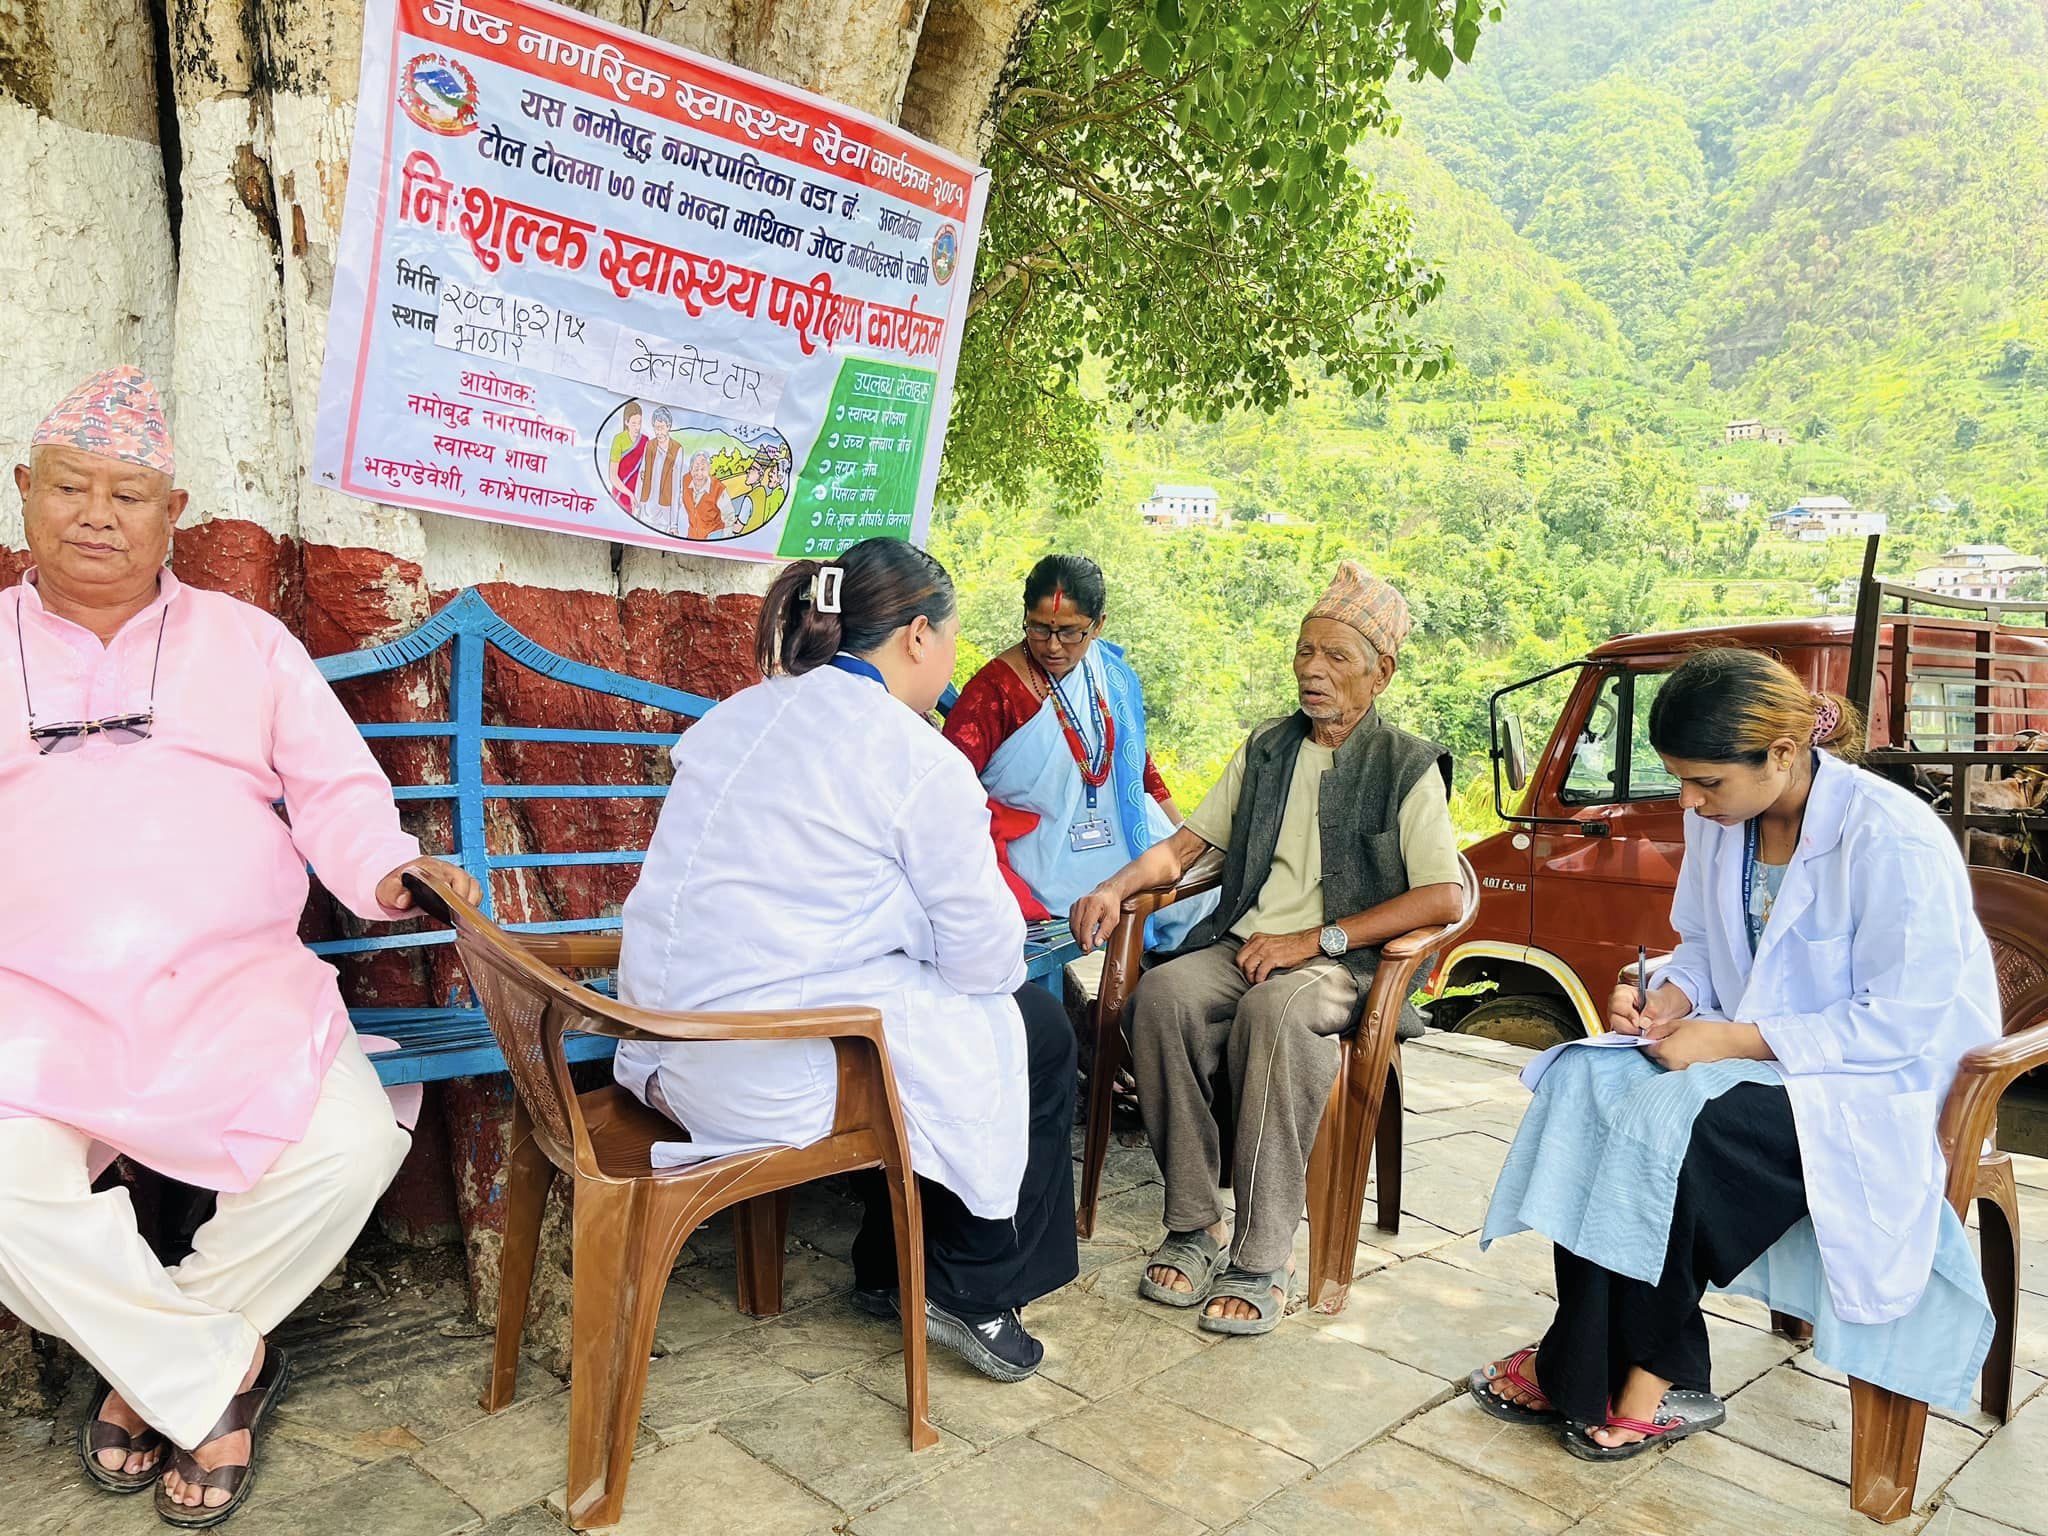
[{"left": 6, "top": 1032, "right": 2045, "bottom": 1536}]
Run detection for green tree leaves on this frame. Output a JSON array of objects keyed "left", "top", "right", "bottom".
[{"left": 946, "top": 0, "right": 1491, "bottom": 501}]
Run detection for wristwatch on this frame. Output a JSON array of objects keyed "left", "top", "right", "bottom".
[{"left": 1318, "top": 924, "right": 1349, "bottom": 958}]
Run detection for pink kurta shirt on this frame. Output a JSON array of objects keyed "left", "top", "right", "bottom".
[{"left": 0, "top": 570, "right": 420, "bottom": 1191}]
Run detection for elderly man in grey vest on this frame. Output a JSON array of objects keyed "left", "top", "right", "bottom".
[{"left": 1070, "top": 563, "right": 1462, "bottom": 1334}]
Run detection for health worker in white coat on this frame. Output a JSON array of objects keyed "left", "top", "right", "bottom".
[
  {"left": 614, "top": 539, "right": 1079, "bottom": 1383},
  {"left": 1470, "top": 647, "right": 1998, "bottom": 1460}
]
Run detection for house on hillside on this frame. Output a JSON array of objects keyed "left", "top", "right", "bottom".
[
  {"left": 1724, "top": 418, "right": 1791, "bottom": 446},
  {"left": 1915, "top": 545, "right": 2047, "bottom": 602},
  {"left": 1139, "top": 484, "right": 1221, "bottom": 528},
  {"left": 1245, "top": 510, "right": 1299, "bottom": 527},
  {"left": 1767, "top": 495, "right": 1886, "bottom": 542}
]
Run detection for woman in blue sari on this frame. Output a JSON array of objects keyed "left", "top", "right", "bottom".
[{"left": 943, "top": 555, "right": 1218, "bottom": 951}]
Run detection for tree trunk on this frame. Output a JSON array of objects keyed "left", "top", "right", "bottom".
[{"left": 1, "top": 0, "right": 1039, "bottom": 1409}]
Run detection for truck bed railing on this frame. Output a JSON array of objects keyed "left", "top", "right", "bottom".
[{"left": 1847, "top": 536, "right": 2048, "bottom": 862}]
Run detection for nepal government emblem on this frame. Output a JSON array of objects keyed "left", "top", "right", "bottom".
[{"left": 400, "top": 53, "right": 481, "bottom": 137}]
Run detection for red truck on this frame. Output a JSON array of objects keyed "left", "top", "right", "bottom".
[{"left": 1423, "top": 549, "right": 2048, "bottom": 1048}]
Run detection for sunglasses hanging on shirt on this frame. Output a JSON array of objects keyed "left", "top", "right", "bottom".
[{"left": 17, "top": 603, "right": 168, "bottom": 754}]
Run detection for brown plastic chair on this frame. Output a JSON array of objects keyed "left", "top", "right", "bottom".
[
  {"left": 403, "top": 868, "right": 936, "bottom": 1531},
  {"left": 1078, "top": 851, "right": 1479, "bottom": 1313},
  {"left": 1821, "top": 865, "right": 2048, "bottom": 1522}
]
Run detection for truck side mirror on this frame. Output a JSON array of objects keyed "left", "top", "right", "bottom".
[{"left": 1502, "top": 711, "right": 1531, "bottom": 793}]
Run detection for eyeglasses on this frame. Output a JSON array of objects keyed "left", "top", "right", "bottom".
[
  {"left": 1024, "top": 621, "right": 1095, "bottom": 645},
  {"left": 18, "top": 602, "right": 166, "bottom": 754}
]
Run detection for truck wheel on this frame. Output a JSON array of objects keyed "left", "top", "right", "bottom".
[{"left": 1453, "top": 995, "right": 1582, "bottom": 1051}]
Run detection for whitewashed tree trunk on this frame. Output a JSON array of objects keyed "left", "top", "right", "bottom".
[{"left": 0, "top": 0, "right": 1041, "bottom": 1405}]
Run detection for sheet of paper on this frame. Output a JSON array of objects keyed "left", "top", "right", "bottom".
[{"left": 1518, "top": 1031, "right": 1650, "bottom": 1093}]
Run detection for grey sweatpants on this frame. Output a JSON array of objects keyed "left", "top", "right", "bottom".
[{"left": 1128, "top": 939, "right": 1360, "bottom": 1273}]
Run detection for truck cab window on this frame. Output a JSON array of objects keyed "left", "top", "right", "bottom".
[
  {"left": 1908, "top": 674, "right": 1978, "bottom": 750},
  {"left": 1561, "top": 673, "right": 1623, "bottom": 802},
  {"left": 1629, "top": 672, "right": 1681, "bottom": 798},
  {"left": 1560, "top": 669, "right": 1678, "bottom": 804}
]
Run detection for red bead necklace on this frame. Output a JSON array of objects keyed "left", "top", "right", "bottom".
[{"left": 1032, "top": 654, "right": 1114, "bottom": 788}]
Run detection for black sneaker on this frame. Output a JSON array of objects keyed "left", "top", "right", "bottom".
[
  {"left": 924, "top": 1301, "right": 1043, "bottom": 1383},
  {"left": 851, "top": 1286, "right": 899, "bottom": 1319}
]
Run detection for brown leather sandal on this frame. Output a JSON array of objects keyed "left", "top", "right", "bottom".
[
  {"left": 78, "top": 1378, "right": 168, "bottom": 1493},
  {"left": 153, "top": 1344, "right": 292, "bottom": 1529}
]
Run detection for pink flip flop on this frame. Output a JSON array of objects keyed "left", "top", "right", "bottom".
[{"left": 1467, "top": 1346, "right": 1561, "bottom": 1425}]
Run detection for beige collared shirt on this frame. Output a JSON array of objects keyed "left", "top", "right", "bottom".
[{"left": 1185, "top": 738, "right": 1460, "bottom": 938}]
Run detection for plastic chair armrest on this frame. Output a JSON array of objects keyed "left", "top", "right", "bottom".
[
  {"left": 1939, "top": 1017, "right": 2048, "bottom": 1212},
  {"left": 571, "top": 1001, "right": 888, "bottom": 1047},
  {"left": 516, "top": 933, "right": 624, "bottom": 970},
  {"left": 1117, "top": 846, "right": 1227, "bottom": 921}
]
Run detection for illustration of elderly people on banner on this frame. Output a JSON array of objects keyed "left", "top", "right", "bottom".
[{"left": 311, "top": 0, "right": 988, "bottom": 563}]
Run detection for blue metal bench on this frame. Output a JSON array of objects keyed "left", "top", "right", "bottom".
[{"left": 312, "top": 588, "right": 1080, "bottom": 1088}]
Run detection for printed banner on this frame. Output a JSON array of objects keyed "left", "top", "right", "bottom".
[{"left": 312, "top": 0, "right": 988, "bottom": 561}]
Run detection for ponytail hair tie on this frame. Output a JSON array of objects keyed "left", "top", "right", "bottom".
[
  {"left": 1811, "top": 696, "right": 1841, "bottom": 745},
  {"left": 807, "top": 567, "right": 843, "bottom": 614}
]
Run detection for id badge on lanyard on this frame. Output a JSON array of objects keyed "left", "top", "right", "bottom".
[{"left": 1070, "top": 780, "right": 1114, "bottom": 850}]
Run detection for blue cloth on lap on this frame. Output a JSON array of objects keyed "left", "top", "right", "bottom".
[{"left": 1481, "top": 1046, "right": 1995, "bottom": 1413}]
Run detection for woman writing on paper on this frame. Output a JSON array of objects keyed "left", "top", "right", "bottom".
[
  {"left": 941, "top": 554, "right": 1218, "bottom": 950},
  {"left": 1466, "top": 647, "right": 1999, "bottom": 1459},
  {"left": 614, "top": 539, "right": 1078, "bottom": 1382}
]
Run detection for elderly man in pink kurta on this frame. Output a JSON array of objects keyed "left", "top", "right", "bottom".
[{"left": 0, "top": 368, "right": 481, "bottom": 1525}]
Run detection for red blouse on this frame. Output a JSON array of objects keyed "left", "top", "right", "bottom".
[{"left": 942, "top": 656, "right": 1172, "bottom": 919}]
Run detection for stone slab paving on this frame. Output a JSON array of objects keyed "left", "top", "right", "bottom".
[
  {"left": 719, "top": 1375, "right": 975, "bottom": 1512},
  {"left": 1941, "top": 1389, "right": 2048, "bottom": 1535},
  {"left": 1229, "top": 1439, "right": 1574, "bottom": 1536},
  {"left": 1032, "top": 1393, "right": 1313, "bottom": 1527},
  {"left": 1714, "top": 1362, "right": 1984, "bottom": 1496},
  {"left": 7, "top": 1035, "right": 2043, "bottom": 1535}
]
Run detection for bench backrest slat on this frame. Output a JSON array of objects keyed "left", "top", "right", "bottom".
[{"left": 313, "top": 587, "right": 711, "bottom": 953}]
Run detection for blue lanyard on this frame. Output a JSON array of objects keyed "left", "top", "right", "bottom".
[
  {"left": 828, "top": 653, "right": 887, "bottom": 688},
  {"left": 1741, "top": 819, "right": 1759, "bottom": 953}
]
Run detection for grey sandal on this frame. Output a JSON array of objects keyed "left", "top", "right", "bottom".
[
  {"left": 1561, "top": 1388, "right": 1726, "bottom": 1462},
  {"left": 1197, "top": 1264, "right": 1290, "bottom": 1335},
  {"left": 1138, "top": 1231, "right": 1226, "bottom": 1308}
]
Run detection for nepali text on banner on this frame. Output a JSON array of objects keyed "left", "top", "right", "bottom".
[{"left": 312, "top": 0, "right": 988, "bottom": 562}]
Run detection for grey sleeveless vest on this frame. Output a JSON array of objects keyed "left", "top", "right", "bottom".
[{"left": 1169, "top": 708, "right": 1452, "bottom": 984}]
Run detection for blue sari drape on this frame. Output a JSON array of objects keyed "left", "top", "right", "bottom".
[{"left": 978, "top": 643, "right": 1218, "bottom": 951}]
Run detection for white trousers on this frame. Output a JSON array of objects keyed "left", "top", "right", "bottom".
[{"left": 0, "top": 1034, "right": 410, "bottom": 1448}]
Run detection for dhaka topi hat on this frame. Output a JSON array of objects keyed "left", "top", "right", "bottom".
[
  {"left": 31, "top": 366, "right": 175, "bottom": 478},
  {"left": 1306, "top": 560, "right": 1412, "bottom": 659}
]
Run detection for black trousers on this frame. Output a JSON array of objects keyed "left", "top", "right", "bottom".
[
  {"left": 850, "top": 982, "right": 1080, "bottom": 1318},
  {"left": 1533, "top": 1082, "right": 1809, "bottom": 1425}
]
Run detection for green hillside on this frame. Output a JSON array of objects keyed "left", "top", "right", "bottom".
[
  {"left": 934, "top": 0, "right": 2046, "bottom": 830},
  {"left": 1395, "top": 0, "right": 2048, "bottom": 509}
]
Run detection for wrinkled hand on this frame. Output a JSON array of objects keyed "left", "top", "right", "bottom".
[
  {"left": 1236, "top": 930, "right": 1321, "bottom": 986},
  {"left": 376, "top": 856, "right": 482, "bottom": 913},
  {"left": 1070, "top": 887, "right": 1123, "bottom": 954},
  {"left": 1607, "top": 980, "right": 1690, "bottom": 1037}
]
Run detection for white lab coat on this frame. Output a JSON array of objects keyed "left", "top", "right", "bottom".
[
  {"left": 613, "top": 664, "right": 1030, "bottom": 1217},
  {"left": 1660, "top": 750, "right": 2000, "bottom": 1325}
]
